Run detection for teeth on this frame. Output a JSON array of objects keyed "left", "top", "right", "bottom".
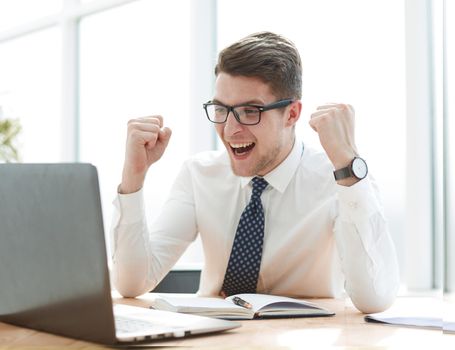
[{"left": 230, "top": 142, "right": 253, "bottom": 148}]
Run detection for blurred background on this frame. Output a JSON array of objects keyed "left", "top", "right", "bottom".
[{"left": 0, "top": 0, "right": 452, "bottom": 295}]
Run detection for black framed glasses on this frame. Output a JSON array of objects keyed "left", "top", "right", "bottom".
[{"left": 203, "top": 98, "right": 294, "bottom": 125}]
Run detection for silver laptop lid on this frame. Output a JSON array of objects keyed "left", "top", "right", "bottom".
[
  {"left": 0, "top": 163, "right": 117, "bottom": 344},
  {"left": 0, "top": 163, "right": 240, "bottom": 345}
]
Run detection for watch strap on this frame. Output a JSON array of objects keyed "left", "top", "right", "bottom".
[{"left": 333, "top": 166, "right": 352, "bottom": 181}]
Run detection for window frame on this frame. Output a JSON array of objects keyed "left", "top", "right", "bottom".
[
  {"left": 443, "top": 0, "right": 455, "bottom": 293},
  {"left": 404, "top": 0, "right": 442, "bottom": 291}
]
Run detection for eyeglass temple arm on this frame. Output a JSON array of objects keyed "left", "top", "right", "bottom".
[{"left": 261, "top": 99, "right": 294, "bottom": 111}]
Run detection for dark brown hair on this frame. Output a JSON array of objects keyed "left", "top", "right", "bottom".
[{"left": 215, "top": 32, "right": 302, "bottom": 100}]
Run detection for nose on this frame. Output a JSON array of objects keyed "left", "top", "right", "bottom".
[{"left": 223, "top": 110, "right": 244, "bottom": 136}]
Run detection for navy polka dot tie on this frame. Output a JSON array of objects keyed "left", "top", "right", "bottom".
[{"left": 221, "top": 177, "right": 269, "bottom": 296}]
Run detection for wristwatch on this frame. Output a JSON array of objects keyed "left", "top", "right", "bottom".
[{"left": 333, "top": 157, "right": 368, "bottom": 181}]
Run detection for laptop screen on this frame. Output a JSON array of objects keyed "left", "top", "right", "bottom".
[{"left": 0, "top": 164, "right": 116, "bottom": 344}]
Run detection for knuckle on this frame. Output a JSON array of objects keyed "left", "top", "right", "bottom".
[
  {"left": 127, "top": 118, "right": 142, "bottom": 130},
  {"left": 324, "top": 111, "right": 334, "bottom": 119},
  {"left": 127, "top": 118, "right": 137, "bottom": 127},
  {"left": 129, "top": 129, "right": 140, "bottom": 138},
  {"left": 338, "top": 103, "right": 347, "bottom": 110},
  {"left": 127, "top": 122, "right": 135, "bottom": 133},
  {"left": 149, "top": 115, "right": 163, "bottom": 122},
  {"left": 320, "top": 115, "right": 329, "bottom": 124}
]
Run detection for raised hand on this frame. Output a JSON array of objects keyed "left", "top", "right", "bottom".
[
  {"left": 120, "top": 115, "right": 172, "bottom": 194},
  {"left": 309, "top": 103, "right": 360, "bottom": 186}
]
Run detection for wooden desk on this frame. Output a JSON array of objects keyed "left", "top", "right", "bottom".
[{"left": 0, "top": 294, "right": 452, "bottom": 349}]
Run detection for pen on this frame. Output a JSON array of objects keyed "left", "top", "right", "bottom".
[{"left": 232, "top": 296, "right": 252, "bottom": 309}]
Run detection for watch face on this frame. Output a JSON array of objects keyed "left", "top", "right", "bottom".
[{"left": 352, "top": 157, "right": 368, "bottom": 179}]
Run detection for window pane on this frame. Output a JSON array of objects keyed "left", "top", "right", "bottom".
[
  {"left": 0, "top": 0, "right": 62, "bottom": 32},
  {"left": 444, "top": 0, "right": 455, "bottom": 332},
  {"left": 79, "top": 0, "right": 193, "bottom": 263},
  {"left": 445, "top": 0, "right": 455, "bottom": 292},
  {"left": 0, "top": 28, "right": 62, "bottom": 162},
  {"left": 217, "top": 0, "right": 406, "bottom": 280},
  {"left": 432, "top": 0, "right": 444, "bottom": 290}
]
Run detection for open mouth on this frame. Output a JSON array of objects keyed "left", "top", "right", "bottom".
[{"left": 230, "top": 142, "right": 255, "bottom": 156}]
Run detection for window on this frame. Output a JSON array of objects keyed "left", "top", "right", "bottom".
[
  {"left": 79, "top": 0, "right": 192, "bottom": 256},
  {"left": 0, "top": 0, "right": 443, "bottom": 288},
  {"left": 0, "top": 28, "right": 61, "bottom": 162},
  {"left": 0, "top": 0, "right": 61, "bottom": 32}
]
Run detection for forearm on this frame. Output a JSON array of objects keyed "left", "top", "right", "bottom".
[
  {"left": 112, "top": 216, "right": 195, "bottom": 298},
  {"left": 119, "top": 169, "right": 147, "bottom": 194},
  {"left": 334, "top": 178, "right": 400, "bottom": 313},
  {"left": 111, "top": 164, "right": 199, "bottom": 297},
  {"left": 335, "top": 216, "right": 399, "bottom": 313},
  {"left": 110, "top": 191, "right": 156, "bottom": 297}
]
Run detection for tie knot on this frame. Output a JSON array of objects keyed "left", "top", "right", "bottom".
[{"left": 251, "top": 177, "right": 268, "bottom": 199}]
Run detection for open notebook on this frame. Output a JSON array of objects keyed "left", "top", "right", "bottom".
[{"left": 152, "top": 293, "right": 335, "bottom": 320}]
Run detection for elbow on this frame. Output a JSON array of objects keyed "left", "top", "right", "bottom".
[
  {"left": 348, "top": 249, "right": 401, "bottom": 314},
  {"left": 114, "top": 280, "right": 148, "bottom": 298},
  {"left": 350, "top": 282, "right": 399, "bottom": 314},
  {"left": 352, "top": 292, "right": 397, "bottom": 314},
  {"left": 112, "top": 260, "right": 154, "bottom": 298}
]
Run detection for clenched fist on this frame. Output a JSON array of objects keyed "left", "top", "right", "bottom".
[
  {"left": 120, "top": 116, "right": 172, "bottom": 194},
  {"left": 309, "top": 103, "right": 360, "bottom": 185}
]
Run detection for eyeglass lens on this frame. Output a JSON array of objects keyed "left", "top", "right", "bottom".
[{"left": 206, "top": 105, "right": 261, "bottom": 125}]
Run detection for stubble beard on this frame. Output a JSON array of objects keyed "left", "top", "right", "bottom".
[{"left": 229, "top": 143, "right": 282, "bottom": 177}]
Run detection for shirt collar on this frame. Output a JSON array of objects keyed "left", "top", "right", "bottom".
[{"left": 239, "top": 139, "right": 303, "bottom": 193}]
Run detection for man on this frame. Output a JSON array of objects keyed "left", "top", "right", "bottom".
[{"left": 111, "top": 32, "right": 399, "bottom": 314}]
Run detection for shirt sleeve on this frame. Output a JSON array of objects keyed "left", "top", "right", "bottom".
[
  {"left": 110, "top": 161, "right": 198, "bottom": 297},
  {"left": 333, "top": 176, "right": 400, "bottom": 313}
]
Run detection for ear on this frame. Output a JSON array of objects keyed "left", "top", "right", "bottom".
[{"left": 285, "top": 100, "right": 302, "bottom": 127}]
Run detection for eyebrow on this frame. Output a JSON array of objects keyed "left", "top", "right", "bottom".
[{"left": 211, "top": 98, "right": 266, "bottom": 106}]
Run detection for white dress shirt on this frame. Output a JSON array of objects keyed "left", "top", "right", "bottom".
[{"left": 111, "top": 140, "right": 400, "bottom": 313}]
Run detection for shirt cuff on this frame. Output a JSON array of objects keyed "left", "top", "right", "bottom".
[
  {"left": 336, "top": 176, "right": 383, "bottom": 222},
  {"left": 114, "top": 187, "right": 145, "bottom": 224}
]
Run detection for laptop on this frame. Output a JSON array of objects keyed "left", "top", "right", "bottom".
[{"left": 0, "top": 163, "right": 240, "bottom": 345}]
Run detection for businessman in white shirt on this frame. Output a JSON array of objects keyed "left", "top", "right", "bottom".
[{"left": 112, "top": 31, "right": 399, "bottom": 313}]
